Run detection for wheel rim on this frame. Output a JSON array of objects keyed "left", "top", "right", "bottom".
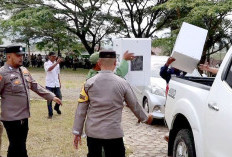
[
  {"left": 176, "top": 141, "right": 188, "bottom": 157},
  {"left": 143, "top": 99, "right": 149, "bottom": 113}
]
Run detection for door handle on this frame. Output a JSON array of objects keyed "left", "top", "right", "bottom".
[{"left": 208, "top": 103, "right": 219, "bottom": 111}]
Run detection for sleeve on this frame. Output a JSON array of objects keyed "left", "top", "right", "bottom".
[
  {"left": 44, "top": 62, "right": 49, "bottom": 72},
  {"left": 0, "top": 73, "right": 5, "bottom": 94},
  {"left": 124, "top": 82, "right": 148, "bottom": 123},
  {"left": 115, "top": 59, "right": 129, "bottom": 78},
  {"left": 73, "top": 83, "right": 90, "bottom": 135},
  {"left": 58, "top": 64, "right": 60, "bottom": 74},
  {"left": 160, "top": 65, "right": 171, "bottom": 84},
  {"left": 26, "top": 70, "right": 55, "bottom": 101}
]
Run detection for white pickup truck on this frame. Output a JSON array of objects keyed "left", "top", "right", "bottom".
[{"left": 165, "top": 47, "right": 232, "bottom": 157}]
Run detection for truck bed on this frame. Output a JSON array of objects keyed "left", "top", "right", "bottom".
[
  {"left": 171, "top": 76, "right": 215, "bottom": 91},
  {"left": 179, "top": 76, "right": 215, "bottom": 86}
]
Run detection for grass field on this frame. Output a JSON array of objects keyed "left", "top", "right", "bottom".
[
  {"left": 1, "top": 100, "right": 88, "bottom": 157},
  {"left": 1, "top": 68, "right": 132, "bottom": 157}
]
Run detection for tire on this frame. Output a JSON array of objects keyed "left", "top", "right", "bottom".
[
  {"left": 173, "top": 129, "right": 196, "bottom": 157},
  {"left": 142, "top": 98, "right": 149, "bottom": 113}
]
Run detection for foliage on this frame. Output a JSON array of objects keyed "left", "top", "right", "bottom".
[
  {"left": 114, "top": 0, "right": 169, "bottom": 38},
  {"left": 0, "top": 5, "right": 78, "bottom": 55},
  {"left": 153, "top": 0, "right": 232, "bottom": 62},
  {"left": 39, "top": 0, "right": 120, "bottom": 55},
  {"left": 0, "top": 0, "right": 121, "bottom": 55}
]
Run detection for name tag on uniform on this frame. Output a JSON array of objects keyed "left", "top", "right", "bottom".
[{"left": 10, "top": 77, "right": 19, "bottom": 82}]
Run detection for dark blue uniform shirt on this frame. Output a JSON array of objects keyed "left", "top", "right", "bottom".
[{"left": 160, "top": 65, "right": 186, "bottom": 83}]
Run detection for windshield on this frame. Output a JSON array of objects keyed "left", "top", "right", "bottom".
[
  {"left": 151, "top": 64, "right": 164, "bottom": 78},
  {"left": 150, "top": 56, "right": 168, "bottom": 78}
]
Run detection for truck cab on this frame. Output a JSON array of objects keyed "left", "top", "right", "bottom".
[{"left": 165, "top": 47, "right": 232, "bottom": 157}]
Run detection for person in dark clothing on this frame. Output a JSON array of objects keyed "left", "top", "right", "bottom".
[
  {"left": 160, "top": 57, "right": 186, "bottom": 148},
  {"left": 160, "top": 57, "right": 186, "bottom": 84}
]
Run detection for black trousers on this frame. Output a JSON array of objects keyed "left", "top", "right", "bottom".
[
  {"left": 2, "top": 119, "right": 29, "bottom": 157},
  {"left": 87, "top": 136, "right": 125, "bottom": 157}
]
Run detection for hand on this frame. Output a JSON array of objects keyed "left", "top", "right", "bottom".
[
  {"left": 73, "top": 135, "right": 82, "bottom": 149},
  {"left": 57, "top": 58, "right": 63, "bottom": 64},
  {"left": 53, "top": 97, "right": 62, "bottom": 106},
  {"left": 198, "top": 62, "right": 209, "bottom": 71},
  {"left": 123, "top": 50, "right": 135, "bottom": 61},
  {"left": 146, "top": 114, "right": 153, "bottom": 125},
  {"left": 166, "top": 57, "right": 176, "bottom": 66}
]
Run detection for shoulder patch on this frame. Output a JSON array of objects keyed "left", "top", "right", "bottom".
[
  {"left": 78, "top": 83, "right": 89, "bottom": 103},
  {"left": 0, "top": 75, "right": 2, "bottom": 82},
  {"left": 14, "top": 80, "right": 21, "bottom": 85},
  {"left": 22, "top": 69, "right": 29, "bottom": 75}
]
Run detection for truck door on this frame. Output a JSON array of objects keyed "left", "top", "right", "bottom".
[{"left": 205, "top": 56, "right": 232, "bottom": 157}]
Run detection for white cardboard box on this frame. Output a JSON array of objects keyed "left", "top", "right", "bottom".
[
  {"left": 113, "top": 38, "right": 151, "bottom": 86},
  {"left": 171, "top": 22, "right": 208, "bottom": 73}
]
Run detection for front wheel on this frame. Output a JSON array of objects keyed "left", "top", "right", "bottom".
[
  {"left": 173, "top": 129, "right": 196, "bottom": 157},
  {"left": 142, "top": 98, "right": 149, "bottom": 113}
]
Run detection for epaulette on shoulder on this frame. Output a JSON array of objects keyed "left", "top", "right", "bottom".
[
  {"left": 20, "top": 67, "right": 30, "bottom": 75},
  {"left": 0, "top": 66, "right": 7, "bottom": 74}
]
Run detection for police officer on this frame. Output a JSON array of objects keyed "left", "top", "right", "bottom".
[
  {"left": 0, "top": 122, "right": 3, "bottom": 157},
  {"left": 73, "top": 50, "right": 153, "bottom": 157},
  {"left": 0, "top": 45, "right": 62, "bottom": 157},
  {"left": 86, "top": 50, "right": 135, "bottom": 79}
]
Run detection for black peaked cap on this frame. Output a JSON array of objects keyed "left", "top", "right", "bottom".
[
  {"left": 99, "top": 50, "right": 116, "bottom": 58},
  {"left": 4, "top": 45, "right": 25, "bottom": 54}
]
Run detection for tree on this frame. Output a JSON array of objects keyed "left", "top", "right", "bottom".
[
  {"left": 114, "top": 0, "right": 169, "bottom": 38},
  {"left": 153, "top": 0, "right": 232, "bottom": 63},
  {"left": 0, "top": 6, "right": 77, "bottom": 56},
  {"left": 0, "top": 0, "right": 123, "bottom": 55}
]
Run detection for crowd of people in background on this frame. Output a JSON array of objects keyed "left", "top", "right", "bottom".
[
  {"left": 0, "top": 53, "right": 92, "bottom": 70},
  {"left": 30, "top": 54, "right": 91, "bottom": 69}
]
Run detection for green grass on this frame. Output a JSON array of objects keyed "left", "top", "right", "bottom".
[
  {"left": 1, "top": 100, "right": 132, "bottom": 157},
  {"left": 1, "top": 100, "right": 88, "bottom": 157},
  {"left": 27, "top": 67, "right": 89, "bottom": 75}
]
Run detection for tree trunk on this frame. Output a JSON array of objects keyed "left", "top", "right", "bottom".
[
  {"left": 27, "top": 40, "right": 31, "bottom": 61},
  {"left": 56, "top": 38, "right": 61, "bottom": 56},
  {"left": 57, "top": 44, "right": 61, "bottom": 57}
]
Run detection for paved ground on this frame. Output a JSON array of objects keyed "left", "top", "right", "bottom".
[
  {"left": 122, "top": 108, "right": 168, "bottom": 157},
  {"left": 30, "top": 69, "right": 169, "bottom": 157}
]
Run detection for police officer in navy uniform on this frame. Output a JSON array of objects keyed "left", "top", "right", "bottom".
[{"left": 0, "top": 45, "right": 62, "bottom": 157}]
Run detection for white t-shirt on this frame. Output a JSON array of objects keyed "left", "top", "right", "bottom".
[{"left": 44, "top": 60, "right": 60, "bottom": 88}]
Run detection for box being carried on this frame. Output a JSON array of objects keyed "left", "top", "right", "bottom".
[
  {"left": 113, "top": 38, "right": 151, "bottom": 86},
  {"left": 171, "top": 22, "right": 208, "bottom": 73}
]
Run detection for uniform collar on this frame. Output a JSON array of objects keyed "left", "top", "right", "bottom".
[
  {"left": 99, "top": 70, "right": 113, "bottom": 73},
  {"left": 4, "top": 63, "right": 19, "bottom": 71}
]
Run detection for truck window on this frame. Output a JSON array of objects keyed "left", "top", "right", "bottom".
[{"left": 225, "top": 63, "right": 232, "bottom": 88}]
